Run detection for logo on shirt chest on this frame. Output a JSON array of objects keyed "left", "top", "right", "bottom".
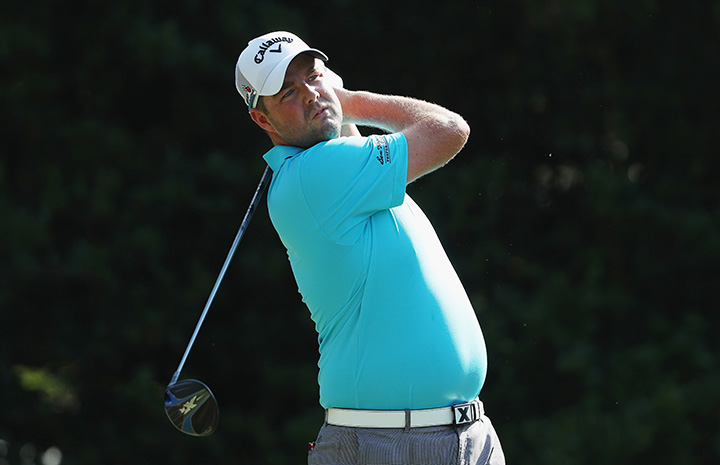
[{"left": 370, "top": 135, "right": 392, "bottom": 165}]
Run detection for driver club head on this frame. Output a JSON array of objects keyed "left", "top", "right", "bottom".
[{"left": 164, "top": 379, "right": 219, "bottom": 436}]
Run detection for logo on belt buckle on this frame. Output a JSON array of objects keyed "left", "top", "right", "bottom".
[{"left": 453, "top": 402, "right": 478, "bottom": 425}]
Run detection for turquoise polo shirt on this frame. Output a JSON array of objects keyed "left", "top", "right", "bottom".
[{"left": 263, "top": 133, "right": 487, "bottom": 410}]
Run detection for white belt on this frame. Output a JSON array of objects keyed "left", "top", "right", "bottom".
[{"left": 325, "top": 398, "right": 483, "bottom": 429}]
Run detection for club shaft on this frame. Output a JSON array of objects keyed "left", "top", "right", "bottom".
[{"left": 169, "top": 166, "right": 272, "bottom": 386}]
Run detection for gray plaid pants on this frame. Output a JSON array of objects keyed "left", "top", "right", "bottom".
[{"left": 308, "top": 413, "right": 505, "bottom": 465}]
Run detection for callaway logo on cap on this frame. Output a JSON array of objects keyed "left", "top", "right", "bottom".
[{"left": 235, "top": 31, "right": 328, "bottom": 109}]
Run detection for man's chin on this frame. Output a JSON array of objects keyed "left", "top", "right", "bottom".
[{"left": 298, "top": 126, "right": 342, "bottom": 148}]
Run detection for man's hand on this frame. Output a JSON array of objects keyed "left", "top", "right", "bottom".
[
  {"left": 324, "top": 67, "right": 344, "bottom": 90},
  {"left": 323, "top": 67, "right": 361, "bottom": 137}
]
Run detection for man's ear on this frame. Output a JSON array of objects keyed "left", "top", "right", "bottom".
[{"left": 249, "top": 108, "right": 275, "bottom": 133}]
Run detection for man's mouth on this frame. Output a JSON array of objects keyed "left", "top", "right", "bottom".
[{"left": 312, "top": 107, "right": 328, "bottom": 120}]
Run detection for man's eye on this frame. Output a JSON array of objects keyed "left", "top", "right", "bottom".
[
  {"left": 308, "top": 74, "right": 319, "bottom": 82},
  {"left": 282, "top": 89, "right": 294, "bottom": 99}
]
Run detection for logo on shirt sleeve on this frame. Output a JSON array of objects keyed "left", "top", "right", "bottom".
[{"left": 370, "top": 135, "right": 392, "bottom": 166}]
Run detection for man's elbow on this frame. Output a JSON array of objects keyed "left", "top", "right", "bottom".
[
  {"left": 455, "top": 115, "right": 471, "bottom": 150},
  {"left": 443, "top": 113, "right": 470, "bottom": 157},
  {"left": 404, "top": 112, "right": 471, "bottom": 183}
]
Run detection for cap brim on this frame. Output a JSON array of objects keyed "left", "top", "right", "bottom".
[{"left": 257, "top": 49, "right": 328, "bottom": 97}]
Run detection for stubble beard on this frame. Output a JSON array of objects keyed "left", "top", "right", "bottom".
[
  {"left": 272, "top": 99, "right": 343, "bottom": 149},
  {"left": 298, "top": 103, "right": 342, "bottom": 148}
]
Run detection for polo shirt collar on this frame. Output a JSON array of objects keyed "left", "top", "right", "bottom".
[{"left": 263, "top": 145, "right": 304, "bottom": 171}]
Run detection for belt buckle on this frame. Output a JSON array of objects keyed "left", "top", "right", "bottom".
[{"left": 452, "top": 400, "right": 479, "bottom": 425}]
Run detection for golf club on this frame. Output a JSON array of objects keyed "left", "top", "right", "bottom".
[{"left": 164, "top": 165, "right": 272, "bottom": 436}]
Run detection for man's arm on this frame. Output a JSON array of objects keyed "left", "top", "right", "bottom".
[
  {"left": 341, "top": 123, "right": 362, "bottom": 137},
  {"left": 335, "top": 88, "right": 470, "bottom": 183}
]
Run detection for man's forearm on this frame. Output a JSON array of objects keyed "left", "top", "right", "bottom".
[{"left": 337, "top": 90, "right": 457, "bottom": 133}]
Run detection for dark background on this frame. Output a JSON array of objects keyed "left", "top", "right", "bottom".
[{"left": 2, "top": 0, "right": 719, "bottom": 464}]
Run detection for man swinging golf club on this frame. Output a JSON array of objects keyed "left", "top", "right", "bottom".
[{"left": 236, "top": 31, "right": 505, "bottom": 465}]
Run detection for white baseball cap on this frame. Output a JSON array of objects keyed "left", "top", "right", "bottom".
[{"left": 235, "top": 31, "right": 328, "bottom": 109}]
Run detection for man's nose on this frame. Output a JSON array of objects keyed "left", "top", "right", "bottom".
[{"left": 300, "top": 83, "right": 320, "bottom": 104}]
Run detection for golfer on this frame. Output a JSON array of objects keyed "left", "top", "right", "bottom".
[{"left": 236, "top": 31, "right": 505, "bottom": 465}]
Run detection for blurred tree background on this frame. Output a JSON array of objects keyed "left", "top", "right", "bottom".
[{"left": 2, "top": 0, "right": 719, "bottom": 463}]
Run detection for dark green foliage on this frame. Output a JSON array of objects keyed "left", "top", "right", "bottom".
[{"left": 2, "top": 0, "right": 718, "bottom": 463}]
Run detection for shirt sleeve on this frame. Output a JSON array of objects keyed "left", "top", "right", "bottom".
[{"left": 297, "top": 133, "right": 408, "bottom": 243}]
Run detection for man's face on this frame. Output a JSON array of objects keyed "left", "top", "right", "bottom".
[{"left": 253, "top": 54, "right": 343, "bottom": 148}]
